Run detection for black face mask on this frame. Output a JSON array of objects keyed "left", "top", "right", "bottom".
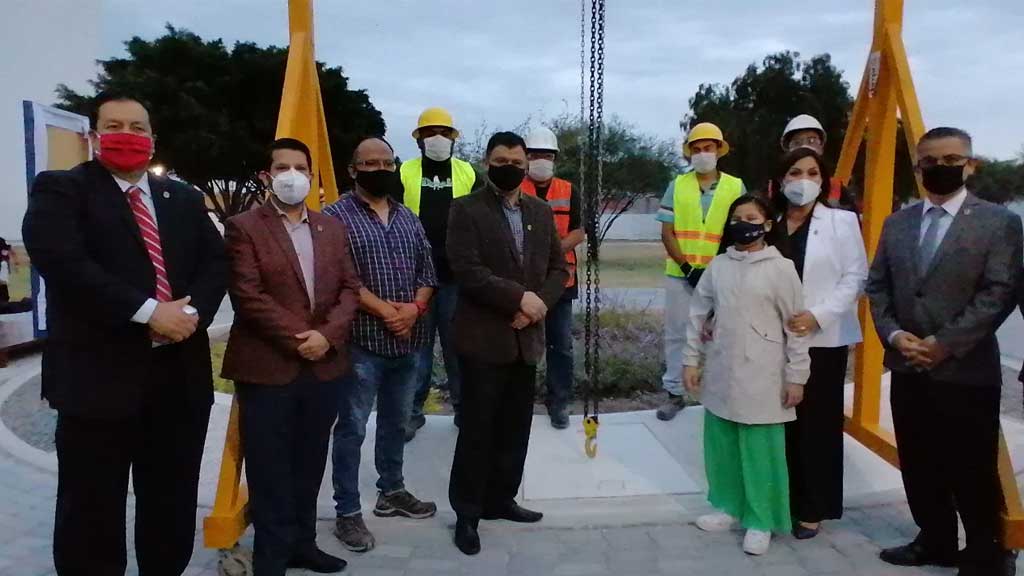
[
  {"left": 728, "top": 220, "right": 767, "bottom": 245},
  {"left": 356, "top": 169, "right": 400, "bottom": 199},
  {"left": 921, "top": 164, "right": 966, "bottom": 196},
  {"left": 488, "top": 164, "right": 526, "bottom": 192}
]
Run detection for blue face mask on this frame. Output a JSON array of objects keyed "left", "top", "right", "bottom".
[{"left": 729, "top": 220, "right": 767, "bottom": 245}]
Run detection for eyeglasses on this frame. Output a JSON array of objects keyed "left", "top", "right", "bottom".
[
  {"left": 788, "top": 135, "right": 822, "bottom": 149},
  {"left": 917, "top": 154, "right": 970, "bottom": 169},
  {"left": 353, "top": 159, "right": 397, "bottom": 170}
]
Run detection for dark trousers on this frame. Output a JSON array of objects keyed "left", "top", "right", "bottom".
[
  {"left": 786, "top": 346, "right": 848, "bottom": 523},
  {"left": 53, "top": 352, "right": 211, "bottom": 576},
  {"left": 891, "top": 371, "right": 1002, "bottom": 571},
  {"left": 544, "top": 296, "right": 575, "bottom": 411},
  {"left": 237, "top": 372, "right": 340, "bottom": 576},
  {"left": 449, "top": 355, "right": 536, "bottom": 520}
]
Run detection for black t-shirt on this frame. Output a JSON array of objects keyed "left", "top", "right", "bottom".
[
  {"left": 535, "top": 181, "right": 583, "bottom": 299},
  {"left": 788, "top": 217, "right": 812, "bottom": 281},
  {"left": 398, "top": 158, "right": 455, "bottom": 283}
]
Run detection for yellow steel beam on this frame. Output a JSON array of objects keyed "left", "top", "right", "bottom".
[
  {"left": 203, "top": 399, "right": 249, "bottom": 548},
  {"left": 205, "top": 0, "right": 338, "bottom": 549}
]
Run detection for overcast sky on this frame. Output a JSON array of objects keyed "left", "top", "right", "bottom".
[{"left": 100, "top": 0, "right": 1024, "bottom": 162}]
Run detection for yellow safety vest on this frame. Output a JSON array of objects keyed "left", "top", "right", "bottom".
[
  {"left": 399, "top": 157, "right": 476, "bottom": 216},
  {"left": 665, "top": 171, "right": 744, "bottom": 278}
]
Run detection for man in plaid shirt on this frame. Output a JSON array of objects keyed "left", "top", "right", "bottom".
[{"left": 324, "top": 137, "right": 438, "bottom": 552}]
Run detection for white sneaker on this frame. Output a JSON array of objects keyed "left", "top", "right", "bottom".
[
  {"left": 695, "top": 513, "right": 737, "bottom": 532},
  {"left": 742, "top": 529, "right": 771, "bottom": 555}
]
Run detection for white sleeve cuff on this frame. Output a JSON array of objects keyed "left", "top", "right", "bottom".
[
  {"left": 887, "top": 329, "right": 906, "bottom": 345},
  {"left": 132, "top": 298, "right": 159, "bottom": 324}
]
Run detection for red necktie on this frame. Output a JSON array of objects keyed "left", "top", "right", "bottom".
[{"left": 127, "top": 186, "right": 173, "bottom": 302}]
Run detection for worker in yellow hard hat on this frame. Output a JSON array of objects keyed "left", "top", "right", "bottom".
[
  {"left": 655, "top": 121, "right": 746, "bottom": 421},
  {"left": 399, "top": 107, "right": 476, "bottom": 440}
]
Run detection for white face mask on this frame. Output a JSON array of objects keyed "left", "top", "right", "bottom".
[
  {"left": 423, "top": 135, "right": 453, "bottom": 162},
  {"left": 527, "top": 159, "right": 555, "bottom": 182},
  {"left": 271, "top": 168, "right": 311, "bottom": 205},
  {"left": 783, "top": 178, "right": 821, "bottom": 207},
  {"left": 690, "top": 152, "right": 718, "bottom": 174}
]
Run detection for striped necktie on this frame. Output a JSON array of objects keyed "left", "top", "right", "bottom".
[{"left": 126, "top": 186, "right": 173, "bottom": 302}]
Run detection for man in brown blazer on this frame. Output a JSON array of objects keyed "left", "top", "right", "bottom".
[
  {"left": 223, "top": 138, "right": 361, "bottom": 576},
  {"left": 446, "top": 131, "right": 568, "bottom": 555}
]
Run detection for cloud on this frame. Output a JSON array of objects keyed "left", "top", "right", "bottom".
[{"left": 100, "top": 0, "right": 1024, "bottom": 161}]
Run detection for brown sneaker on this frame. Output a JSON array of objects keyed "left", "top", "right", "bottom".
[
  {"left": 333, "top": 514, "right": 375, "bottom": 553},
  {"left": 373, "top": 490, "right": 437, "bottom": 519}
]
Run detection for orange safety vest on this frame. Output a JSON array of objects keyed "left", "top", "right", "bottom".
[{"left": 521, "top": 177, "right": 577, "bottom": 288}]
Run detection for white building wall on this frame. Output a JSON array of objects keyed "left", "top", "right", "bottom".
[{"left": 0, "top": 0, "right": 102, "bottom": 241}]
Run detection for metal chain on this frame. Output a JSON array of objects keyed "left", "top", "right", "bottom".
[
  {"left": 582, "top": 0, "right": 606, "bottom": 421},
  {"left": 591, "top": 0, "right": 606, "bottom": 418}
]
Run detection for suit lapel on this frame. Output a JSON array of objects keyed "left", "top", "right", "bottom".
[
  {"left": 922, "top": 195, "right": 976, "bottom": 280},
  {"left": 485, "top": 190, "right": 523, "bottom": 269},
  {"left": 91, "top": 162, "right": 146, "bottom": 254},
  {"left": 259, "top": 204, "right": 309, "bottom": 300},
  {"left": 309, "top": 212, "right": 328, "bottom": 312},
  {"left": 520, "top": 195, "right": 538, "bottom": 274}
]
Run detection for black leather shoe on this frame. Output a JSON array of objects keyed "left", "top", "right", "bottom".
[
  {"left": 288, "top": 547, "right": 347, "bottom": 573},
  {"left": 792, "top": 523, "right": 820, "bottom": 540},
  {"left": 454, "top": 519, "right": 480, "bottom": 556},
  {"left": 482, "top": 502, "right": 544, "bottom": 523},
  {"left": 879, "top": 541, "right": 957, "bottom": 567}
]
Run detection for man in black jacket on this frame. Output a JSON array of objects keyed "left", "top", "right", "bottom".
[
  {"left": 445, "top": 132, "right": 567, "bottom": 555},
  {"left": 22, "top": 93, "right": 227, "bottom": 576}
]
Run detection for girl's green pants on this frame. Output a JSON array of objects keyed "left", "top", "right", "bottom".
[{"left": 704, "top": 409, "right": 792, "bottom": 533}]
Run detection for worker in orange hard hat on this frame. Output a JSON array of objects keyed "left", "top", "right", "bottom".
[
  {"left": 398, "top": 107, "right": 476, "bottom": 440},
  {"left": 655, "top": 121, "right": 747, "bottom": 422}
]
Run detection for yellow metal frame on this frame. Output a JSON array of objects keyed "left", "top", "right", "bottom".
[
  {"left": 836, "top": 0, "right": 1024, "bottom": 548},
  {"left": 204, "top": 0, "right": 337, "bottom": 549}
]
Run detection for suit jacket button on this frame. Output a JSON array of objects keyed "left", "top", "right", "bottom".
[{"left": 915, "top": 290, "right": 923, "bottom": 298}]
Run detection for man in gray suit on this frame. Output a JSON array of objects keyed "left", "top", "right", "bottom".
[{"left": 866, "top": 127, "right": 1023, "bottom": 576}]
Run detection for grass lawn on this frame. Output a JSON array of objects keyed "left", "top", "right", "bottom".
[
  {"left": 589, "top": 241, "right": 664, "bottom": 289},
  {"left": 6, "top": 260, "right": 31, "bottom": 301}
]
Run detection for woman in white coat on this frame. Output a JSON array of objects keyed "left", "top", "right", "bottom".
[{"left": 772, "top": 148, "right": 868, "bottom": 539}]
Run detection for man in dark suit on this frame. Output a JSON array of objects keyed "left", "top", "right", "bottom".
[
  {"left": 446, "top": 131, "right": 568, "bottom": 555},
  {"left": 22, "top": 93, "right": 227, "bottom": 575},
  {"left": 866, "top": 127, "right": 1023, "bottom": 576},
  {"left": 222, "top": 138, "right": 361, "bottom": 575}
]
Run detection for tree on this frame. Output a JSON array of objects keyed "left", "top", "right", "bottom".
[
  {"left": 56, "top": 25, "right": 385, "bottom": 221},
  {"left": 685, "top": 51, "right": 917, "bottom": 203},
  {"left": 547, "top": 115, "right": 681, "bottom": 241},
  {"left": 970, "top": 157, "right": 1024, "bottom": 204}
]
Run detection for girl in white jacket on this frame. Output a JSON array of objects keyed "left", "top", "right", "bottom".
[{"left": 683, "top": 194, "right": 810, "bottom": 556}]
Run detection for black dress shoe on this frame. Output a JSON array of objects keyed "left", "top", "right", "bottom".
[
  {"left": 879, "top": 541, "right": 958, "bottom": 567},
  {"left": 454, "top": 519, "right": 481, "bottom": 556},
  {"left": 289, "top": 547, "right": 347, "bottom": 573},
  {"left": 482, "top": 502, "right": 544, "bottom": 523},
  {"left": 792, "top": 523, "right": 820, "bottom": 540}
]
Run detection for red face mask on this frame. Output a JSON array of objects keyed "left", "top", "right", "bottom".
[{"left": 96, "top": 132, "right": 153, "bottom": 173}]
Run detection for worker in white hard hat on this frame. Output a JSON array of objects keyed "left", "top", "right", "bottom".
[
  {"left": 774, "top": 114, "right": 858, "bottom": 212},
  {"left": 521, "top": 126, "right": 584, "bottom": 430},
  {"left": 399, "top": 107, "right": 477, "bottom": 440},
  {"left": 655, "top": 121, "right": 747, "bottom": 421}
]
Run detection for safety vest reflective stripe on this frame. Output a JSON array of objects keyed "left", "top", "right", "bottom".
[
  {"left": 521, "top": 177, "right": 577, "bottom": 288},
  {"left": 673, "top": 231, "right": 723, "bottom": 242},
  {"left": 398, "top": 157, "right": 476, "bottom": 216},
  {"left": 665, "top": 171, "right": 744, "bottom": 278}
]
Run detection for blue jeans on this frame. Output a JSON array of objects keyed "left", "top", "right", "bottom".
[
  {"left": 544, "top": 296, "right": 575, "bottom": 410},
  {"left": 411, "top": 283, "right": 461, "bottom": 418},
  {"left": 331, "top": 345, "right": 418, "bottom": 516}
]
